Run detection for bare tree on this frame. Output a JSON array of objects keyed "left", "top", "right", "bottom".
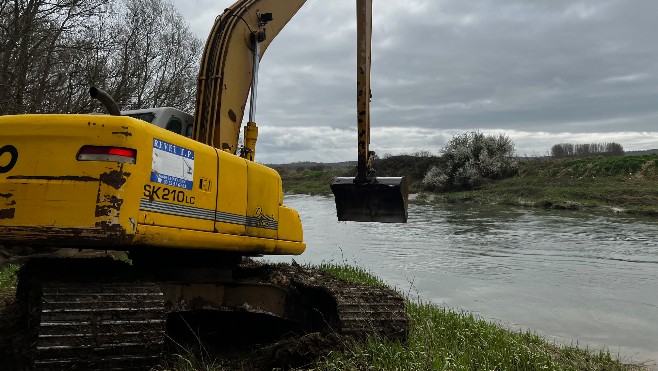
[
  {"left": 0, "top": 0, "right": 201, "bottom": 115},
  {"left": 0, "top": 0, "right": 109, "bottom": 114},
  {"left": 551, "top": 142, "right": 625, "bottom": 158},
  {"left": 107, "top": 0, "right": 201, "bottom": 112}
]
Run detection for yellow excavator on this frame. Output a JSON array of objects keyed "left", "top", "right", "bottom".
[{"left": 0, "top": 0, "right": 408, "bottom": 369}]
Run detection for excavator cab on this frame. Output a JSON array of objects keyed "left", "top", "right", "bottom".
[{"left": 330, "top": 0, "right": 409, "bottom": 223}]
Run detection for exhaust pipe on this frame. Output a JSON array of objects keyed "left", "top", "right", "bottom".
[{"left": 89, "top": 86, "right": 120, "bottom": 116}]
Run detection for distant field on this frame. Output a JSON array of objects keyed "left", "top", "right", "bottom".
[
  {"left": 437, "top": 155, "right": 658, "bottom": 215},
  {"left": 275, "top": 154, "right": 658, "bottom": 216}
]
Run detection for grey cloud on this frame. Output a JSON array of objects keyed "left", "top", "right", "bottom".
[{"left": 172, "top": 0, "right": 658, "bottom": 162}]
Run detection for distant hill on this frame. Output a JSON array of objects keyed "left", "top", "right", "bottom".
[
  {"left": 625, "top": 149, "right": 658, "bottom": 156},
  {"left": 268, "top": 149, "right": 658, "bottom": 171},
  {"left": 266, "top": 161, "right": 356, "bottom": 170}
]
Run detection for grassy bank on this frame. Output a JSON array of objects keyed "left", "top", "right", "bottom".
[
  {"left": 274, "top": 167, "right": 349, "bottom": 195},
  {"left": 0, "top": 263, "right": 18, "bottom": 295},
  {"left": 272, "top": 154, "right": 443, "bottom": 195},
  {"left": 435, "top": 155, "right": 658, "bottom": 215},
  {"left": 317, "top": 263, "right": 648, "bottom": 371},
  {"left": 0, "top": 263, "right": 650, "bottom": 370},
  {"left": 276, "top": 155, "right": 658, "bottom": 216}
]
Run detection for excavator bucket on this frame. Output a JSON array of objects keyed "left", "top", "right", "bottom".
[{"left": 331, "top": 177, "right": 409, "bottom": 223}]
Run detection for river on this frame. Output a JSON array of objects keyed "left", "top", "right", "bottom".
[{"left": 261, "top": 194, "right": 658, "bottom": 364}]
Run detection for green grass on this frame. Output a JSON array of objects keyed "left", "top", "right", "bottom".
[
  {"left": 316, "top": 264, "right": 647, "bottom": 371},
  {"left": 316, "top": 262, "right": 389, "bottom": 288},
  {"left": 319, "top": 302, "right": 636, "bottom": 371},
  {"left": 432, "top": 155, "right": 658, "bottom": 215},
  {"left": 537, "top": 155, "right": 658, "bottom": 177},
  {"left": 0, "top": 264, "right": 19, "bottom": 292},
  {"left": 279, "top": 168, "right": 349, "bottom": 195}
]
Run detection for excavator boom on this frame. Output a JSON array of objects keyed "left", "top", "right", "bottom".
[
  {"left": 195, "top": 0, "right": 409, "bottom": 223},
  {"left": 193, "top": 0, "right": 306, "bottom": 152}
]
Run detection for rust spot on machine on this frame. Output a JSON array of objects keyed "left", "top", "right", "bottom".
[
  {"left": 112, "top": 131, "right": 133, "bottom": 137},
  {"left": 100, "top": 169, "right": 129, "bottom": 190},
  {"left": 95, "top": 195, "right": 124, "bottom": 217},
  {"left": 7, "top": 175, "right": 99, "bottom": 182},
  {"left": 0, "top": 225, "right": 128, "bottom": 246},
  {"left": 0, "top": 208, "right": 15, "bottom": 219}
]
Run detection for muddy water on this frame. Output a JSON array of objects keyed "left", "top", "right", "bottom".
[{"left": 262, "top": 195, "right": 658, "bottom": 364}]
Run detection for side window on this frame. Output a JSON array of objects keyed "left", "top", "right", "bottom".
[
  {"left": 185, "top": 124, "right": 193, "bottom": 138},
  {"left": 165, "top": 117, "right": 182, "bottom": 135}
]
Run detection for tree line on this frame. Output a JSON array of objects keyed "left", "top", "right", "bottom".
[
  {"left": 0, "top": 0, "right": 201, "bottom": 115},
  {"left": 550, "top": 142, "right": 624, "bottom": 158}
]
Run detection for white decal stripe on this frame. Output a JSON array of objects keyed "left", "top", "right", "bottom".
[
  {"left": 140, "top": 200, "right": 214, "bottom": 221},
  {"left": 139, "top": 199, "right": 278, "bottom": 230}
]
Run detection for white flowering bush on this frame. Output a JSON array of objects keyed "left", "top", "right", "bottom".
[{"left": 422, "top": 131, "right": 518, "bottom": 192}]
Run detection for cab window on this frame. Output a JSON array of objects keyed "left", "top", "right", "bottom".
[{"left": 165, "top": 117, "right": 182, "bottom": 135}]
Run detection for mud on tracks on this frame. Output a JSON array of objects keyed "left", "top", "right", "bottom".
[
  {"left": 1, "top": 258, "right": 408, "bottom": 370},
  {"left": 163, "top": 261, "right": 408, "bottom": 370}
]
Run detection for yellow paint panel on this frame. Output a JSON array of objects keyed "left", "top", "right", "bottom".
[
  {"left": 277, "top": 206, "right": 304, "bottom": 244},
  {"left": 0, "top": 115, "right": 140, "bottom": 232},
  {"left": 246, "top": 162, "right": 279, "bottom": 239},
  {"left": 133, "top": 224, "right": 304, "bottom": 255},
  {"left": 216, "top": 151, "right": 247, "bottom": 235}
]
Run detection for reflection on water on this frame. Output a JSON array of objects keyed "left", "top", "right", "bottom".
[{"left": 262, "top": 195, "right": 658, "bottom": 364}]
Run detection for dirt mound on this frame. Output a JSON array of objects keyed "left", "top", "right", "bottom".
[
  {"left": 162, "top": 331, "right": 353, "bottom": 371},
  {"left": 264, "top": 332, "right": 353, "bottom": 369}
]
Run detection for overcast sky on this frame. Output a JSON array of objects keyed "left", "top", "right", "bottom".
[{"left": 171, "top": 0, "right": 658, "bottom": 163}]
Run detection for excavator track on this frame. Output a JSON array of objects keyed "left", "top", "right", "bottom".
[
  {"left": 14, "top": 258, "right": 408, "bottom": 370},
  {"left": 332, "top": 285, "right": 408, "bottom": 340},
  {"left": 248, "top": 262, "right": 409, "bottom": 341},
  {"left": 17, "top": 259, "right": 166, "bottom": 370}
]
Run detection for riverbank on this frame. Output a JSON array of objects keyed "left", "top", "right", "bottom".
[
  {"left": 0, "top": 263, "right": 651, "bottom": 370},
  {"left": 277, "top": 155, "right": 658, "bottom": 216},
  {"left": 316, "top": 264, "right": 650, "bottom": 371},
  {"left": 433, "top": 155, "right": 658, "bottom": 215}
]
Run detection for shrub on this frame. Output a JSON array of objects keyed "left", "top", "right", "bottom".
[
  {"left": 422, "top": 131, "right": 518, "bottom": 192},
  {"left": 372, "top": 152, "right": 444, "bottom": 192}
]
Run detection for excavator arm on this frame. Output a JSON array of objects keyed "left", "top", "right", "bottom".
[
  {"left": 331, "top": 0, "right": 409, "bottom": 223},
  {"left": 194, "top": 0, "right": 408, "bottom": 223},
  {"left": 193, "top": 0, "right": 306, "bottom": 153}
]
